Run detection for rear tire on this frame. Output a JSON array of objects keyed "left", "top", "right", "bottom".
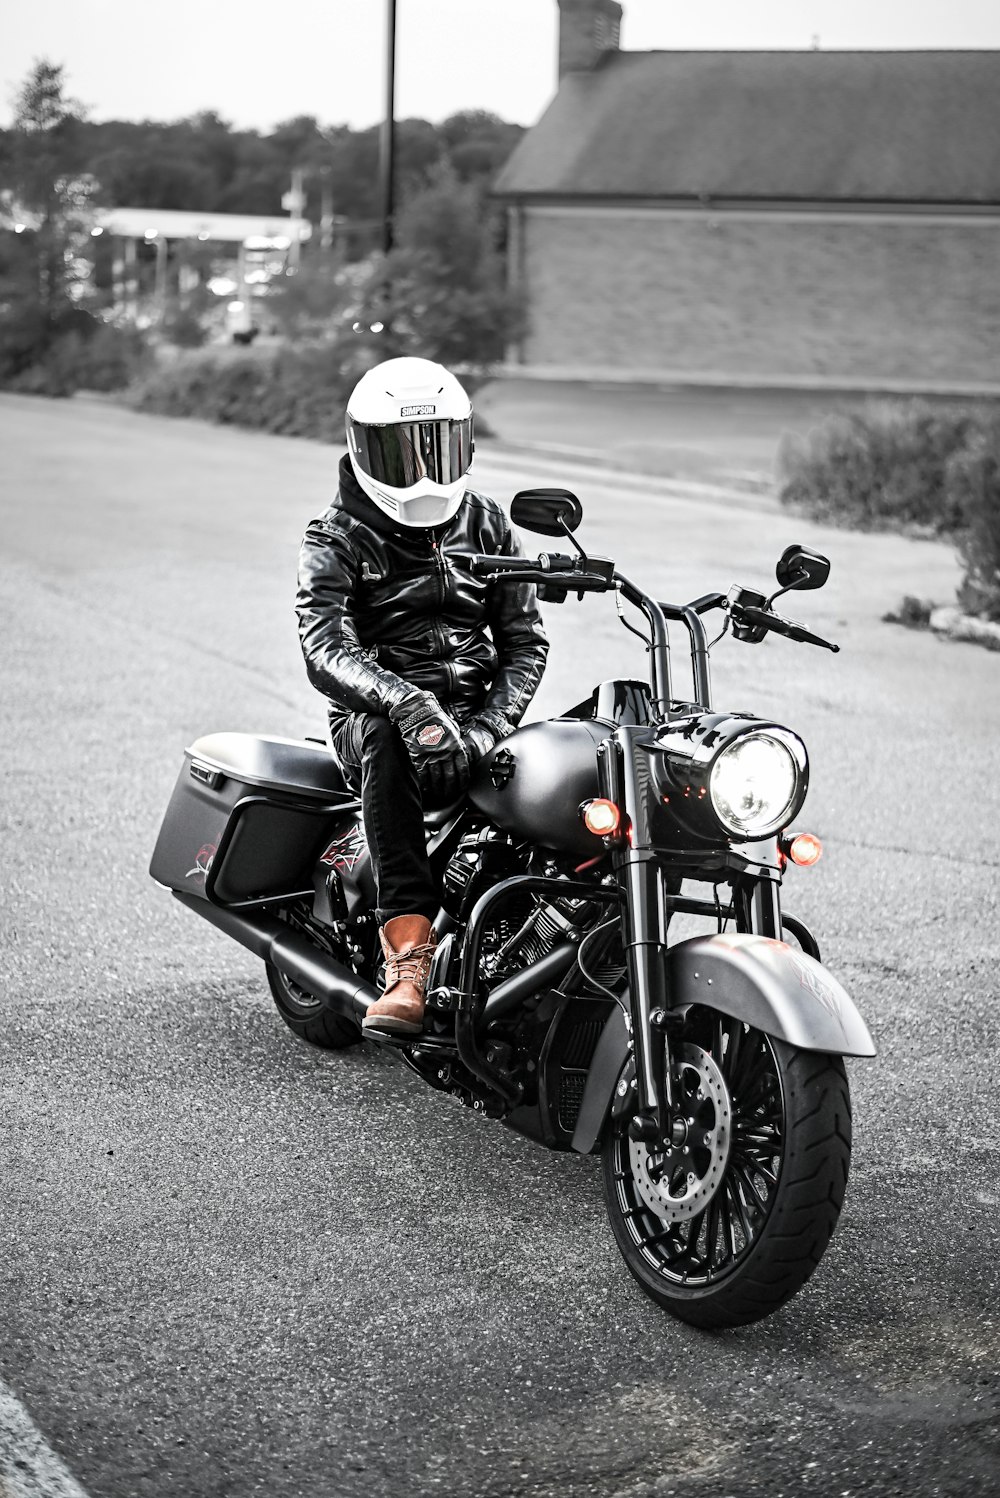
[
  {"left": 601, "top": 1024, "right": 852, "bottom": 1328},
  {"left": 266, "top": 962, "right": 363, "bottom": 1050}
]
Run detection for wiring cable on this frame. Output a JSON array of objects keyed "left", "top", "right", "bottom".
[
  {"left": 576, "top": 915, "right": 628, "bottom": 1006},
  {"left": 614, "top": 583, "right": 654, "bottom": 649}
]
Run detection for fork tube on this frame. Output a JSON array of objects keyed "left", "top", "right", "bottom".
[
  {"left": 599, "top": 728, "right": 672, "bottom": 1141},
  {"left": 734, "top": 874, "right": 782, "bottom": 937}
]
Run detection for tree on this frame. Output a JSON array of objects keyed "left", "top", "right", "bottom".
[
  {"left": 5, "top": 60, "right": 94, "bottom": 311},
  {"left": 438, "top": 110, "right": 525, "bottom": 181},
  {"left": 379, "top": 163, "right": 522, "bottom": 376},
  {"left": 267, "top": 252, "right": 356, "bottom": 342},
  {"left": 0, "top": 61, "right": 108, "bottom": 390}
]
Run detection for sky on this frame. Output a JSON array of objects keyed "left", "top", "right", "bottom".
[{"left": 4, "top": 0, "right": 1000, "bottom": 133}]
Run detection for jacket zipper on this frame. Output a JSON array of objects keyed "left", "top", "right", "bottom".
[
  {"left": 430, "top": 537, "right": 455, "bottom": 696},
  {"left": 430, "top": 536, "right": 447, "bottom": 605}
]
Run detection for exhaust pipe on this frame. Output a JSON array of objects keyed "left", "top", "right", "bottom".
[
  {"left": 482, "top": 939, "right": 578, "bottom": 1022},
  {"left": 173, "top": 891, "right": 377, "bottom": 1021}
]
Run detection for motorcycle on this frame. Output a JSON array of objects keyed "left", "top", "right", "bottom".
[{"left": 150, "top": 486, "right": 874, "bottom": 1328}]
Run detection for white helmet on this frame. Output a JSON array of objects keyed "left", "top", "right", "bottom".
[{"left": 345, "top": 356, "right": 474, "bottom": 528}]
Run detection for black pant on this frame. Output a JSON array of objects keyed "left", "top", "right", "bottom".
[{"left": 329, "top": 713, "right": 439, "bottom": 925}]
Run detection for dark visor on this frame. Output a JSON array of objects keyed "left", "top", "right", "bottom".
[{"left": 348, "top": 416, "right": 473, "bottom": 490}]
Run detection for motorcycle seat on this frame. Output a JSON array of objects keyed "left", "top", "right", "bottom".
[{"left": 423, "top": 796, "right": 466, "bottom": 830}]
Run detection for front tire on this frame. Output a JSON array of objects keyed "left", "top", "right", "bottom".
[
  {"left": 266, "top": 962, "right": 363, "bottom": 1050},
  {"left": 601, "top": 1018, "right": 851, "bottom": 1328}
]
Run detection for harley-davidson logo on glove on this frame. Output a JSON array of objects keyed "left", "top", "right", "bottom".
[{"left": 418, "top": 723, "right": 446, "bottom": 747}]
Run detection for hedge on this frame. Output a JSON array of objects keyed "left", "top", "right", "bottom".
[
  {"left": 778, "top": 400, "right": 1000, "bottom": 621},
  {"left": 129, "top": 340, "right": 367, "bottom": 442},
  {"left": 0, "top": 310, "right": 151, "bottom": 396},
  {"left": 776, "top": 402, "right": 981, "bottom": 536},
  {"left": 948, "top": 423, "right": 1000, "bottom": 621}
]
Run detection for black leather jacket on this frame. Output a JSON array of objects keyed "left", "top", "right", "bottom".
[{"left": 296, "top": 456, "right": 549, "bottom": 734}]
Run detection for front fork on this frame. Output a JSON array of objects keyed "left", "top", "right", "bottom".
[
  {"left": 733, "top": 872, "right": 781, "bottom": 938},
  {"left": 598, "top": 729, "right": 782, "bottom": 1146}
]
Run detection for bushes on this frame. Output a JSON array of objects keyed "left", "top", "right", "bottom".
[
  {"left": 129, "top": 339, "right": 367, "bottom": 442},
  {"left": 777, "top": 402, "right": 977, "bottom": 535},
  {"left": 779, "top": 400, "right": 1000, "bottom": 622},
  {"left": 0, "top": 309, "right": 151, "bottom": 395},
  {"left": 948, "top": 424, "right": 1000, "bottom": 621}
]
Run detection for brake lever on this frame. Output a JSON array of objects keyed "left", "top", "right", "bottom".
[
  {"left": 739, "top": 604, "right": 839, "bottom": 653},
  {"left": 780, "top": 619, "right": 840, "bottom": 653}
]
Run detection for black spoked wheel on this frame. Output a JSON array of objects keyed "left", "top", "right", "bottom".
[
  {"left": 601, "top": 1011, "right": 851, "bottom": 1328},
  {"left": 266, "top": 962, "right": 362, "bottom": 1051}
]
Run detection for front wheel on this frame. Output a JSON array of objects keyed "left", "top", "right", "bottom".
[{"left": 601, "top": 1017, "right": 851, "bottom": 1328}]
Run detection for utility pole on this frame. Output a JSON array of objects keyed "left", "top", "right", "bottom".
[
  {"left": 380, "top": 0, "right": 397, "bottom": 256},
  {"left": 283, "top": 167, "right": 306, "bottom": 270},
  {"left": 320, "top": 167, "right": 334, "bottom": 252}
]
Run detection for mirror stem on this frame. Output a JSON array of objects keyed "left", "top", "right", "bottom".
[
  {"left": 765, "top": 570, "right": 809, "bottom": 610},
  {"left": 558, "top": 515, "right": 589, "bottom": 564}
]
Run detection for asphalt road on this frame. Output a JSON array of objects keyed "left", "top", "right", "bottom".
[
  {"left": 1, "top": 394, "right": 998, "bottom": 1498},
  {"left": 476, "top": 377, "right": 1000, "bottom": 491}
]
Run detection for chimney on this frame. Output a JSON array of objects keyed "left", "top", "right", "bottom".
[{"left": 557, "top": 0, "right": 623, "bottom": 81}]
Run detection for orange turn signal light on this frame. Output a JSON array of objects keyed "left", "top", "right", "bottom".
[
  {"left": 582, "top": 798, "right": 621, "bottom": 838},
  {"left": 785, "top": 832, "right": 823, "bottom": 867}
]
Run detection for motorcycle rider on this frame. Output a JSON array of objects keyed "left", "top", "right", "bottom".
[{"left": 296, "top": 356, "right": 548, "bottom": 1035}]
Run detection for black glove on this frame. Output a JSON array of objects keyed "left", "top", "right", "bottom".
[
  {"left": 461, "top": 710, "right": 512, "bottom": 768},
  {"left": 389, "top": 690, "right": 470, "bottom": 803}
]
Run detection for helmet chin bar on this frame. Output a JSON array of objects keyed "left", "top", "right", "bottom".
[{"left": 352, "top": 456, "right": 467, "bottom": 529}]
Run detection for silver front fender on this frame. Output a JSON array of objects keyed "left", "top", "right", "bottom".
[
  {"left": 571, "top": 932, "right": 874, "bottom": 1154},
  {"left": 668, "top": 932, "right": 875, "bottom": 1056}
]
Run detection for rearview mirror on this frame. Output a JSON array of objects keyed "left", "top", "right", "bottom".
[
  {"left": 510, "top": 488, "right": 583, "bottom": 537},
  {"left": 775, "top": 544, "right": 830, "bottom": 592}
]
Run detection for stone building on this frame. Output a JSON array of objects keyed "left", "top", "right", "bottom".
[{"left": 493, "top": 0, "right": 1000, "bottom": 390}]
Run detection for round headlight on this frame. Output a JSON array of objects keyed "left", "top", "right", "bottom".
[{"left": 710, "top": 731, "right": 805, "bottom": 838}]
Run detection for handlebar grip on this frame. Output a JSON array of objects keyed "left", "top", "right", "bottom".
[
  {"left": 739, "top": 605, "right": 782, "bottom": 632},
  {"left": 468, "top": 553, "right": 535, "bottom": 577}
]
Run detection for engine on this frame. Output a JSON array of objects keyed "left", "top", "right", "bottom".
[{"left": 441, "top": 826, "right": 625, "bottom": 992}]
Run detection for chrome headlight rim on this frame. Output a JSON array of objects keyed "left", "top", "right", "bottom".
[{"left": 709, "top": 727, "right": 808, "bottom": 840}]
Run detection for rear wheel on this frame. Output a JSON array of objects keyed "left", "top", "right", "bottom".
[
  {"left": 266, "top": 962, "right": 362, "bottom": 1050},
  {"left": 601, "top": 1015, "right": 851, "bottom": 1328}
]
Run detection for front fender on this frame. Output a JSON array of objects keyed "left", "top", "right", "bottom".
[
  {"left": 571, "top": 932, "right": 874, "bottom": 1155},
  {"left": 668, "top": 933, "right": 875, "bottom": 1058}
]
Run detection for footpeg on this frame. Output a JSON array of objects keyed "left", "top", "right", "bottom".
[
  {"left": 362, "top": 1024, "right": 458, "bottom": 1052},
  {"left": 361, "top": 1021, "right": 424, "bottom": 1046},
  {"left": 425, "top": 986, "right": 468, "bottom": 1013}
]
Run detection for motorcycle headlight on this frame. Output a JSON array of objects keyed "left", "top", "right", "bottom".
[{"left": 710, "top": 730, "right": 806, "bottom": 838}]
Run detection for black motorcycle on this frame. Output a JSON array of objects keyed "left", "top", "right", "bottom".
[{"left": 150, "top": 487, "right": 874, "bottom": 1328}]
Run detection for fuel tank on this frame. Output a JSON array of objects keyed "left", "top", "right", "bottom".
[{"left": 468, "top": 718, "right": 612, "bottom": 857}]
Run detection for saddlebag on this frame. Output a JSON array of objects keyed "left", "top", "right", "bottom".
[{"left": 149, "top": 732, "right": 358, "bottom": 909}]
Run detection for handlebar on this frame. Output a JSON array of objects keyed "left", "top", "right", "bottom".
[{"left": 468, "top": 553, "right": 837, "bottom": 718}]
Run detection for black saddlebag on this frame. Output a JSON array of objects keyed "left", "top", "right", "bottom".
[{"left": 149, "top": 733, "right": 357, "bottom": 908}]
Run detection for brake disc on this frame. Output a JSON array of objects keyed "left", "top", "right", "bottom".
[{"left": 627, "top": 1041, "right": 732, "bottom": 1222}]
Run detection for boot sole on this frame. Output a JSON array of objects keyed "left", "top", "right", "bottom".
[{"left": 361, "top": 1014, "right": 423, "bottom": 1035}]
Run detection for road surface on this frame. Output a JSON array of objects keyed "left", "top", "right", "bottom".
[{"left": 1, "top": 394, "right": 998, "bottom": 1498}]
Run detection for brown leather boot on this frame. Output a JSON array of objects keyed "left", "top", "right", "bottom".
[{"left": 362, "top": 915, "right": 437, "bottom": 1035}]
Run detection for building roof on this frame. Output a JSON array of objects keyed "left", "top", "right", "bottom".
[
  {"left": 493, "top": 50, "right": 1000, "bottom": 204},
  {"left": 94, "top": 208, "right": 310, "bottom": 244}
]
